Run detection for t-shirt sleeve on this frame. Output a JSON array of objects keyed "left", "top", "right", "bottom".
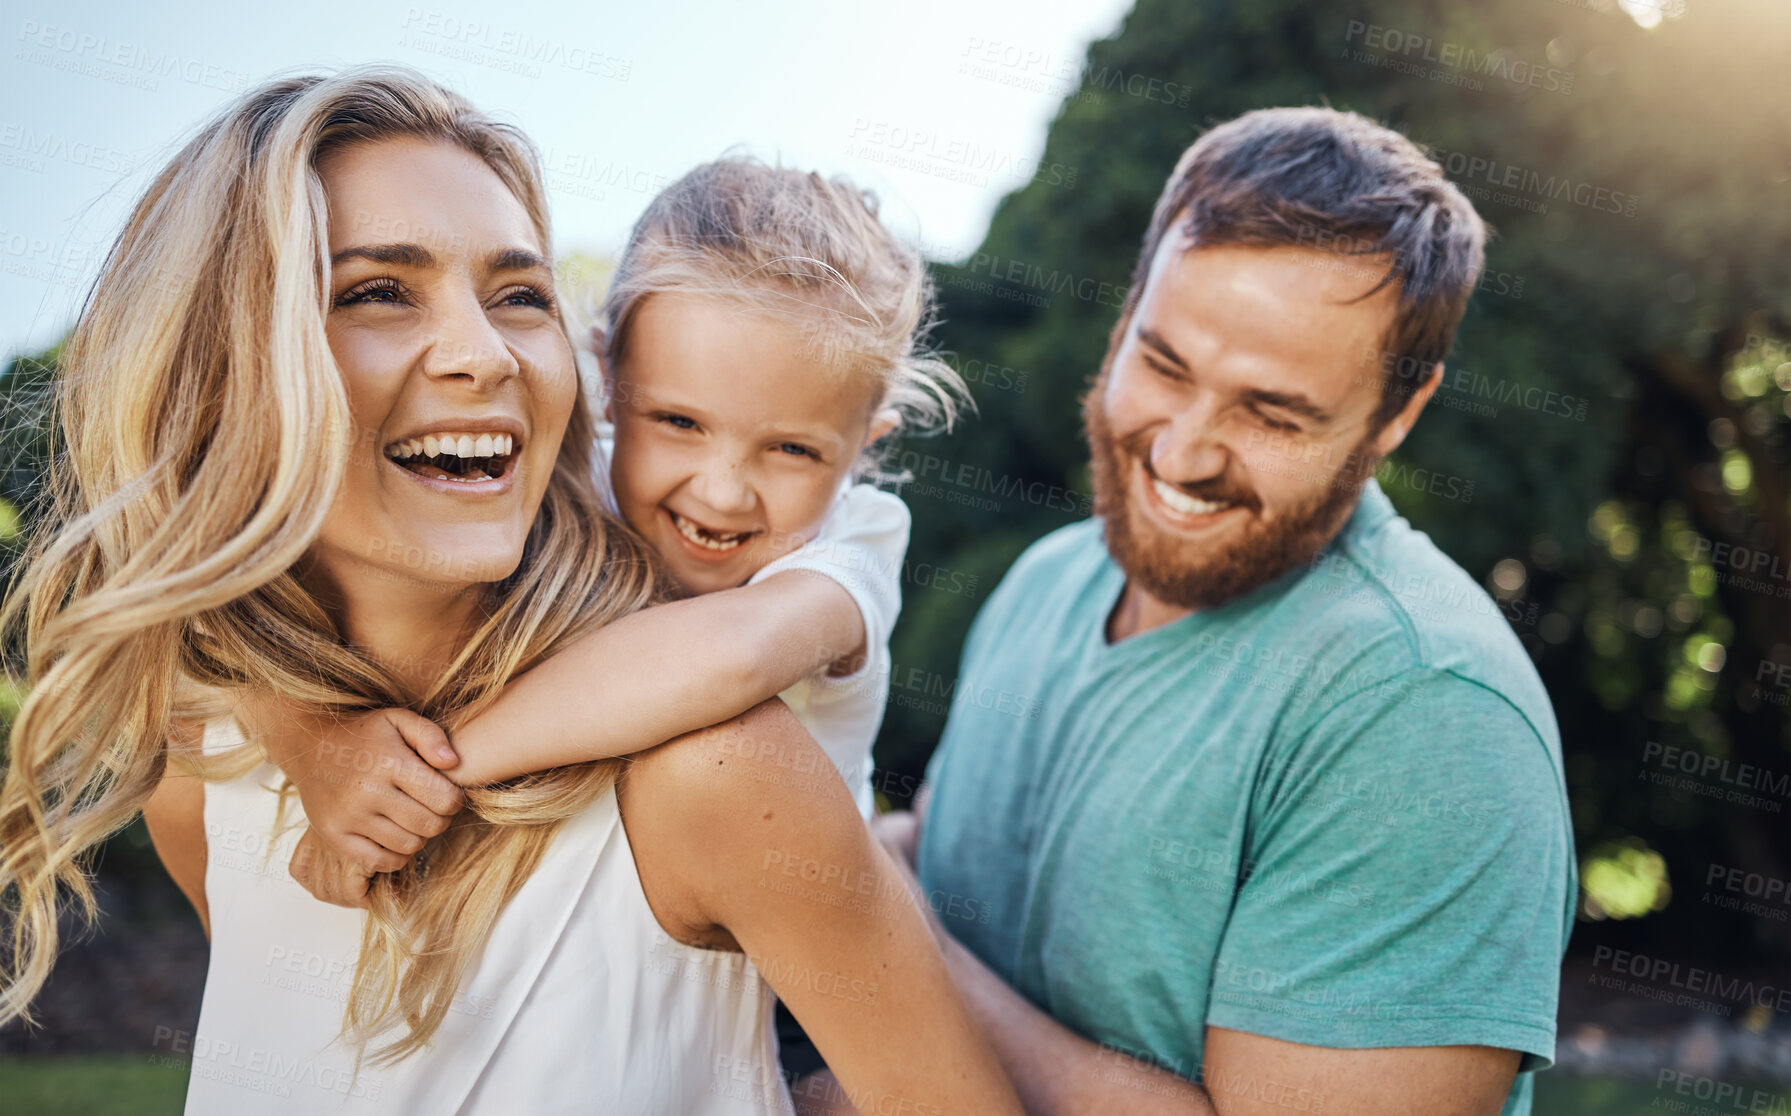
[
  {"left": 1205, "top": 668, "right": 1572, "bottom": 1072},
  {"left": 749, "top": 483, "right": 910, "bottom": 687}
]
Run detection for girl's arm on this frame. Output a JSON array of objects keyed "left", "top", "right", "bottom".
[
  {"left": 446, "top": 570, "right": 864, "bottom": 786},
  {"left": 620, "top": 700, "right": 1023, "bottom": 1116}
]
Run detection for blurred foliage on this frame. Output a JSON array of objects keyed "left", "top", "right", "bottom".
[{"left": 874, "top": 0, "right": 1791, "bottom": 973}]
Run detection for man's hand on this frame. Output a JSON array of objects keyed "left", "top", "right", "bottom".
[
  {"left": 289, "top": 827, "right": 376, "bottom": 908},
  {"left": 871, "top": 809, "right": 921, "bottom": 867},
  {"left": 275, "top": 708, "right": 463, "bottom": 880},
  {"left": 870, "top": 810, "right": 949, "bottom": 946}
]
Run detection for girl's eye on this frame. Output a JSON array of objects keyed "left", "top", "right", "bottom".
[
  {"left": 496, "top": 284, "right": 556, "bottom": 311},
  {"left": 657, "top": 413, "right": 698, "bottom": 430},
  {"left": 777, "top": 442, "right": 819, "bottom": 460},
  {"left": 334, "top": 278, "right": 407, "bottom": 307}
]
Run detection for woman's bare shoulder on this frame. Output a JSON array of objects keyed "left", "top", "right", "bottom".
[{"left": 617, "top": 699, "right": 863, "bottom": 942}]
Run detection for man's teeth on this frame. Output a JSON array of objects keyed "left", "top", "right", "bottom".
[
  {"left": 385, "top": 433, "right": 514, "bottom": 460},
  {"left": 671, "top": 511, "right": 750, "bottom": 551},
  {"left": 1152, "top": 478, "right": 1233, "bottom": 517}
]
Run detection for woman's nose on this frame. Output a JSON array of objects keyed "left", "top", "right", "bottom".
[{"left": 422, "top": 296, "right": 520, "bottom": 388}]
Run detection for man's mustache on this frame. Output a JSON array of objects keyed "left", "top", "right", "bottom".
[{"left": 1120, "top": 435, "right": 1264, "bottom": 514}]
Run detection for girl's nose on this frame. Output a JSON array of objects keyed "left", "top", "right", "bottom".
[{"left": 687, "top": 455, "right": 756, "bottom": 516}]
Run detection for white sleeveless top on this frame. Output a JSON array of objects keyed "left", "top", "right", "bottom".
[{"left": 187, "top": 719, "right": 794, "bottom": 1115}]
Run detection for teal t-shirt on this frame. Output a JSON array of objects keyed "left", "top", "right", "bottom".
[{"left": 916, "top": 480, "right": 1575, "bottom": 1115}]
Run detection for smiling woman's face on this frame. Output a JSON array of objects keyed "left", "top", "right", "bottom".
[{"left": 312, "top": 137, "right": 575, "bottom": 598}]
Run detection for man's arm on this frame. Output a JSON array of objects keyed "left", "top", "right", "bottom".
[
  {"left": 448, "top": 570, "right": 862, "bottom": 786},
  {"left": 875, "top": 816, "right": 1521, "bottom": 1116}
]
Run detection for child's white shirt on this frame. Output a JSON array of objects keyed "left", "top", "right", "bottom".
[{"left": 595, "top": 427, "right": 905, "bottom": 819}]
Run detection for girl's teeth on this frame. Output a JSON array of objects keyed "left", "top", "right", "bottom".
[
  {"left": 475, "top": 434, "right": 494, "bottom": 457},
  {"left": 456, "top": 435, "right": 475, "bottom": 457},
  {"left": 423, "top": 435, "right": 440, "bottom": 456},
  {"left": 672, "top": 511, "right": 748, "bottom": 551},
  {"left": 1153, "top": 478, "right": 1232, "bottom": 517}
]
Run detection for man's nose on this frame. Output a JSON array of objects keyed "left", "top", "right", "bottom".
[{"left": 1150, "top": 396, "right": 1231, "bottom": 484}]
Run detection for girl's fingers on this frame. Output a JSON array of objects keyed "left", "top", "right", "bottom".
[{"left": 385, "top": 708, "right": 459, "bottom": 769}]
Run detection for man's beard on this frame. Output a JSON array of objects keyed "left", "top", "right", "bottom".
[{"left": 1082, "top": 372, "right": 1380, "bottom": 612}]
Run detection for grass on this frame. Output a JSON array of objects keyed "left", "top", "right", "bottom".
[
  {"left": 0, "top": 1056, "right": 188, "bottom": 1116},
  {"left": 1, "top": 1056, "right": 1782, "bottom": 1114}
]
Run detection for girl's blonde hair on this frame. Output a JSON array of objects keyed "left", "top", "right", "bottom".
[
  {"left": 0, "top": 66, "right": 663, "bottom": 1062},
  {"left": 598, "top": 156, "right": 972, "bottom": 479}
]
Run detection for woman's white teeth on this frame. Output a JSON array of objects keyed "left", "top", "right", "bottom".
[
  {"left": 1153, "top": 478, "right": 1232, "bottom": 517},
  {"left": 386, "top": 432, "right": 514, "bottom": 460},
  {"left": 671, "top": 511, "right": 749, "bottom": 551}
]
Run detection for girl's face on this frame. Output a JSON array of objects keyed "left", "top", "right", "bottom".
[
  {"left": 312, "top": 137, "right": 576, "bottom": 601},
  {"left": 604, "top": 293, "right": 894, "bottom": 596}
]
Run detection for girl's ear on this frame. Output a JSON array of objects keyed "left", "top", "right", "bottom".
[
  {"left": 866, "top": 408, "right": 901, "bottom": 447},
  {"left": 590, "top": 324, "right": 616, "bottom": 424}
]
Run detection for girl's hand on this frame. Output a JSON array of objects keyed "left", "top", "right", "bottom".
[
  {"left": 281, "top": 708, "right": 464, "bottom": 878},
  {"left": 289, "top": 827, "right": 375, "bottom": 909}
]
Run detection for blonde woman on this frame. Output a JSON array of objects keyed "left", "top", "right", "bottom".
[{"left": 0, "top": 68, "right": 1021, "bottom": 1115}]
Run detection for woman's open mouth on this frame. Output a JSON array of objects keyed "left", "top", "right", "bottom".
[{"left": 385, "top": 432, "right": 518, "bottom": 484}]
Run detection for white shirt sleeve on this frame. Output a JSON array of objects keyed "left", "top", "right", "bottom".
[{"left": 747, "top": 482, "right": 910, "bottom": 687}]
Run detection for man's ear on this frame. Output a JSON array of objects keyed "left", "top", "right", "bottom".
[{"left": 1368, "top": 362, "right": 1442, "bottom": 459}]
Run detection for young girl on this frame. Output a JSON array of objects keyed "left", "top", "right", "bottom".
[{"left": 259, "top": 155, "right": 968, "bottom": 884}]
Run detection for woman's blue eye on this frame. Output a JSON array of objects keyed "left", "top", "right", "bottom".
[
  {"left": 778, "top": 443, "right": 817, "bottom": 459},
  {"left": 499, "top": 284, "right": 555, "bottom": 310},
  {"left": 659, "top": 414, "right": 697, "bottom": 430}
]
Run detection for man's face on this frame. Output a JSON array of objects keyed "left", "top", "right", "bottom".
[{"left": 1084, "top": 232, "right": 1431, "bottom": 612}]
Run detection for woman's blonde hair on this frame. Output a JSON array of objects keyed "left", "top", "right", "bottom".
[
  {"left": 598, "top": 156, "right": 972, "bottom": 480},
  {"left": 0, "top": 66, "right": 662, "bottom": 1061}
]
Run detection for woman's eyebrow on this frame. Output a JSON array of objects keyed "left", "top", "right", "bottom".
[
  {"left": 488, "top": 248, "right": 551, "bottom": 273},
  {"left": 330, "top": 242, "right": 435, "bottom": 268}
]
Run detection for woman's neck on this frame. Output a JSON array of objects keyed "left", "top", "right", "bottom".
[{"left": 299, "top": 556, "right": 486, "bottom": 703}]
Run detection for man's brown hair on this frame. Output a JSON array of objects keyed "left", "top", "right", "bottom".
[{"left": 1125, "top": 106, "right": 1487, "bottom": 428}]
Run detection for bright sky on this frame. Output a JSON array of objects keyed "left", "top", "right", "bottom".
[{"left": 0, "top": 0, "right": 1134, "bottom": 360}]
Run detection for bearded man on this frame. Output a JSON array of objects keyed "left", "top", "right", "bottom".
[{"left": 878, "top": 107, "right": 1574, "bottom": 1116}]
